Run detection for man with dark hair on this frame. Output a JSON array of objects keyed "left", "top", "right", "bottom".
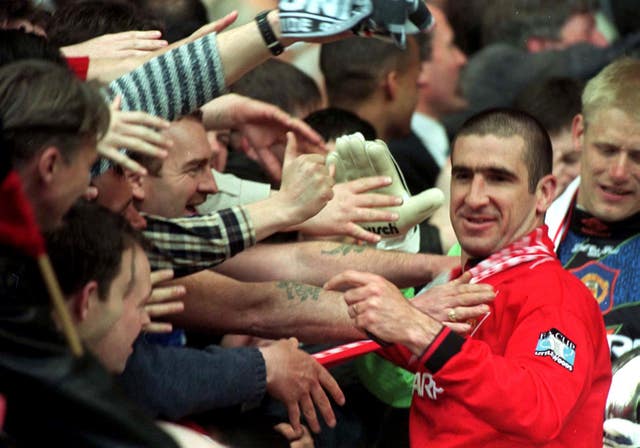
[
  {"left": 0, "top": 59, "right": 109, "bottom": 230},
  {"left": 232, "top": 59, "right": 323, "bottom": 119},
  {"left": 304, "top": 107, "right": 377, "bottom": 143},
  {"left": 0, "top": 59, "right": 177, "bottom": 447},
  {"left": 321, "top": 35, "right": 422, "bottom": 142},
  {"left": 515, "top": 77, "right": 584, "bottom": 197},
  {"left": 45, "top": 202, "right": 226, "bottom": 446},
  {"left": 46, "top": 202, "right": 150, "bottom": 374},
  {"left": 326, "top": 108, "right": 611, "bottom": 446}
]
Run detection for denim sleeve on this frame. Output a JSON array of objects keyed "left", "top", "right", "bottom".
[{"left": 118, "top": 337, "right": 266, "bottom": 420}]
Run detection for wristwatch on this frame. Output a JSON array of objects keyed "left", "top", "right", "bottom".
[{"left": 255, "top": 10, "right": 285, "bottom": 56}]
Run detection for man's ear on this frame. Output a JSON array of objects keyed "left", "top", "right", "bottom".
[
  {"left": 571, "top": 113, "right": 586, "bottom": 154},
  {"left": 71, "top": 280, "right": 99, "bottom": 323},
  {"left": 36, "top": 146, "right": 62, "bottom": 185},
  {"left": 535, "top": 174, "right": 557, "bottom": 214},
  {"left": 383, "top": 70, "right": 399, "bottom": 101}
]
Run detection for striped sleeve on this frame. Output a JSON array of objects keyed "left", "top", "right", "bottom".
[
  {"left": 105, "top": 33, "right": 226, "bottom": 120},
  {"left": 93, "top": 33, "right": 226, "bottom": 176}
]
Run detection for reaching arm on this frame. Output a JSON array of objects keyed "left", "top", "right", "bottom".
[
  {"left": 214, "top": 240, "right": 458, "bottom": 288},
  {"left": 105, "top": 10, "right": 336, "bottom": 120},
  {"left": 166, "top": 269, "right": 363, "bottom": 344},
  {"left": 241, "top": 132, "right": 334, "bottom": 242}
]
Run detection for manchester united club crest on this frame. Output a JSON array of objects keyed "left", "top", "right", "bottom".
[{"left": 569, "top": 261, "right": 619, "bottom": 314}]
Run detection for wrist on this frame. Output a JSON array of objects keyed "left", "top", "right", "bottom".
[
  {"left": 268, "top": 191, "right": 305, "bottom": 228},
  {"left": 266, "top": 10, "right": 295, "bottom": 48},
  {"left": 403, "top": 315, "right": 442, "bottom": 357},
  {"left": 258, "top": 346, "right": 274, "bottom": 385},
  {"left": 256, "top": 10, "right": 286, "bottom": 56}
]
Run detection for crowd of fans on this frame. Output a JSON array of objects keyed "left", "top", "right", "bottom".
[{"left": 0, "top": 0, "right": 639, "bottom": 447}]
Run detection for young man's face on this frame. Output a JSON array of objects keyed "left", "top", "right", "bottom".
[
  {"left": 79, "top": 247, "right": 133, "bottom": 345},
  {"left": 389, "top": 36, "right": 421, "bottom": 138},
  {"left": 575, "top": 108, "right": 640, "bottom": 222},
  {"left": 140, "top": 117, "right": 218, "bottom": 218},
  {"left": 450, "top": 134, "right": 551, "bottom": 261},
  {"left": 417, "top": 5, "right": 468, "bottom": 118},
  {"left": 92, "top": 245, "right": 151, "bottom": 373}
]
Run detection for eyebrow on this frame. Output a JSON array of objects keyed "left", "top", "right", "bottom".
[{"left": 452, "top": 164, "right": 518, "bottom": 176}]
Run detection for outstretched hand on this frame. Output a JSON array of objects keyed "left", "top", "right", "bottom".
[
  {"left": 202, "top": 94, "right": 325, "bottom": 183},
  {"left": 97, "top": 96, "right": 172, "bottom": 176},
  {"left": 296, "top": 176, "right": 402, "bottom": 243},
  {"left": 325, "top": 270, "right": 418, "bottom": 345},
  {"left": 260, "top": 337, "right": 345, "bottom": 436},
  {"left": 61, "top": 30, "right": 168, "bottom": 59},
  {"left": 144, "top": 269, "right": 186, "bottom": 334},
  {"left": 272, "top": 132, "right": 335, "bottom": 224},
  {"left": 412, "top": 272, "right": 495, "bottom": 334}
]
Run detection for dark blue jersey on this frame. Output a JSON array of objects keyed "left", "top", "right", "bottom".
[{"left": 557, "top": 206, "right": 640, "bottom": 360}]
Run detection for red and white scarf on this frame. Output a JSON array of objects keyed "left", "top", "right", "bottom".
[{"left": 461, "top": 225, "right": 557, "bottom": 284}]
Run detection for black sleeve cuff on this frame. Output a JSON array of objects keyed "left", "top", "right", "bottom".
[{"left": 423, "top": 330, "right": 465, "bottom": 373}]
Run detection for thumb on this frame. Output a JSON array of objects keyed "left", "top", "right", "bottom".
[
  {"left": 399, "top": 187, "right": 445, "bottom": 227},
  {"left": 282, "top": 132, "right": 299, "bottom": 170}
]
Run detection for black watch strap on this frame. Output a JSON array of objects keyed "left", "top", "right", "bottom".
[{"left": 255, "top": 10, "right": 285, "bottom": 56}]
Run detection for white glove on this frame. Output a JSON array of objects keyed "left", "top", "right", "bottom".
[{"left": 327, "top": 132, "right": 444, "bottom": 240}]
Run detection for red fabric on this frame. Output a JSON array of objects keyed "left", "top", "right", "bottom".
[
  {"left": 65, "top": 56, "right": 89, "bottom": 81},
  {"left": 0, "top": 171, "right": 45, "bottom": 257},
  {"left": 382, "top": 230, "right": 612, "bottom": 447},
  {"left": 312, "top": 340, "right": 381, "bottom": 368},
  {"left": 0, "top": 394, "right": 5, "bottom": 430}
]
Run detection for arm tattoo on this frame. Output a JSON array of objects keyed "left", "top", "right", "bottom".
[
  {"left": 320, "top": 244, "right": 366, "bottom": 256},
  {"left": 276, "top": 281, "right": 321, "bottom": 302}
]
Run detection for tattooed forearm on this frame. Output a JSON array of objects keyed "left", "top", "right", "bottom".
[
  {"left": 276, "top": 281, "right": 321, "bottom": 302},
  {"left": 320, "top": 244, "right": 367, "bottom": 256}
]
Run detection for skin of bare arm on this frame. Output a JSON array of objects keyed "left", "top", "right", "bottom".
[
  {"left": 214, "top": 240, "right": 458, "bottom": 288},
  {"left": 165, "top": 269, "right": 364, "bottom": 344}
]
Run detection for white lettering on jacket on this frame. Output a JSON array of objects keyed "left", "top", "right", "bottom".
[{"left": 413, "top": 372, "right": 443, "bottom": 400}]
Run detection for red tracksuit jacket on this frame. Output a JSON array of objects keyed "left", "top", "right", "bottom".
[{"left": 383, "top": 242, "right": 611, "bottom": 447}]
